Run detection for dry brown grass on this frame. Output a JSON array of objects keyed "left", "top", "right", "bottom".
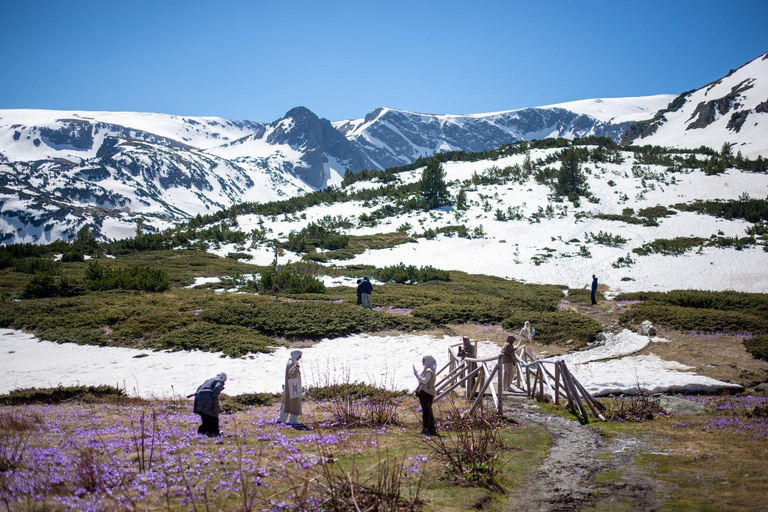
[{"left": 635, "top": 419, "right": 768, "bottom": 511}]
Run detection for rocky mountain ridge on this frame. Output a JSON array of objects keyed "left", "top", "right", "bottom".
[{"left": 1, "top": 51, "right": 766, "bottom": 244}]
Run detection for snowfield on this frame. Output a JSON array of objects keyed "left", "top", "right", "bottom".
[{"left": 0, "top": 328, "right": 739, "bottom": 399}]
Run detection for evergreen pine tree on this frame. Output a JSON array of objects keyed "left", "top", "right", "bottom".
[
  {"left": 419, "top": 158, "right": 450, "bottom": 210},
  {"left": 454, "top": 187, "right": 468, "bottom": 210},
  {"left": 556, "top": 147, "right": 586, "bottom": 198}
]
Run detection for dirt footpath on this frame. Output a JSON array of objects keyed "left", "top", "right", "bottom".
[{"left": 501, "top": 397, "right": 661, "bottom": 512}]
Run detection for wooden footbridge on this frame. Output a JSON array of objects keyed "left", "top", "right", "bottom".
[{"left": 434, "top": 344, "right": 606, "bottom": 421}]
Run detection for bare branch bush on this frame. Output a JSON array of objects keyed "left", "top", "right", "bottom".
[
  {"left": 0, "top": 410, "right": 39, "bottom": 472},
  {"left": 309, "top": 364, "right": 403, "bottom": 427},
  {"left": 423, "top": 397, "right": 505, "bottom": 489}
]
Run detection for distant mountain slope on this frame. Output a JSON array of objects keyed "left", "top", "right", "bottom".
[
  {"left": 2, "top": 51, "right": 767, "bottom": 244},
  {"left": 624, "top": 51, "right": 768, "bottom": 157},
  {"left": 0, "top": 110, "right": 311, "bottom": 242},
  {"left": 333, "top": 95, "right": 673, "bottom": 170},
  {"left": 208, "top": 106, "right": 378, "bottom": 188}
]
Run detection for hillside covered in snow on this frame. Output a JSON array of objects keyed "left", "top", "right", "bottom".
[
  {"left": 625, "top": 51, "right": 768, "bottom": 158},
  {"left": 198, "top": 137, "right": 768, "bottom": 294},
  {"left": 0, "top": 52, "right": 766, "bottom": 300}
]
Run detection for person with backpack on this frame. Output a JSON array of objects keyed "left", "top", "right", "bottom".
[{"left": 192, "top": 372, "right": 227, "bottom": 436}]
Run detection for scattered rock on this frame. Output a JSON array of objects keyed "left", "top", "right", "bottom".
[
  {"left": 133, "top": 353, "right": 149, "bottom": 359},
  {"left": 756, "top": 383, "right": 768, "bottom": 393},
  {"left": 639, "top": 321, "right": 656, "bottom": 336},
  {"left": 658, "top": 395, "right": 707, "bottom": 415},
  {"left": 595, "top": 332, "right": 608, "bottom": 342}
]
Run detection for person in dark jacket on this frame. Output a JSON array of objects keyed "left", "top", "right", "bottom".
[
  {"left": 193, "top": 372, "right": 227, "bottom": 436},
  {"left": 413, "top": 355, "right": 438, "bottom": 436},
  {"left": 357, "top": 277, "right": 373, "bottom": 310},
  {"left": 356, "top": 279, "right": 363, "bottom": 306},
  {"left": 591, "top": 275, "right": 598, "bottom": 305}
]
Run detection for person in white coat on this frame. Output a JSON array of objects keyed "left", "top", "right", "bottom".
[
  {"left": 278, "top": 350, "right": 306, "bottom": 428},
  {"left": 413, "top": 355, "right": 438, "bottom": 436},
  {"left": 517, "top": 321, "right": 536, "bottom": 362}
]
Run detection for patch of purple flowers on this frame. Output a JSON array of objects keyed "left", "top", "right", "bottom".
[{"left": 688, "top": 331, "right": 753, "bottom": 339}]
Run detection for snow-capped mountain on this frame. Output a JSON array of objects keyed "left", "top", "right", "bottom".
[
  {"left": 334, "top": 95, "right": 673, "bottom": 170},
  {"left": 2, "top": 51, "right": 767, "bottom": 244},
  {"left": 208, "top": 106, "right": 378, "bottom": 189},
  {"left": 624, "top": 51, "right": 768, "bottom": 157},
  {"left": 0, "top": 111, "right": 312, "bottom": 242}
]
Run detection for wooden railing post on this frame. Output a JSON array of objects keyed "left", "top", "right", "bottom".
[{"left": 497, "top": 355, "right": 503, "bottom": 415}]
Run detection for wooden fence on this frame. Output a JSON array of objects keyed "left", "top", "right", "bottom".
[{"left": 434, "top": 346, "right": 606, "bottom": 421}]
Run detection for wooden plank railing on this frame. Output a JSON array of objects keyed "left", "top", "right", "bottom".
[{"left": 433, "top": 345, "right": 606, "bottom": 422}]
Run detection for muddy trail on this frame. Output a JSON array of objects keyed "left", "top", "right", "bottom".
[{"left": 501, "top": 396, "right": 661, "bottom": 512}]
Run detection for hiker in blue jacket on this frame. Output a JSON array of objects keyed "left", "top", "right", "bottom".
[{"left": 591, "top": 275, "right": 598, "bottom": 305}]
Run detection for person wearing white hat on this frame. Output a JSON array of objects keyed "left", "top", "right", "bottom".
[
  {"left": 278, "top": 350, "right": 307, "bottom": 428},
  {"left": 413, "top": 355, "right": 438, "bottom": 436}
]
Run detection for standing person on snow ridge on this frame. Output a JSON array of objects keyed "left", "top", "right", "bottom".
[
  {"left": 358, "top": 276, "right": 373, "bottom": 310},
  {"left": 591, "top": 274, "right": 599, "bottom": 305},
  {"left": 278, "top": 350, "right": 308, "bottom": 429},
  {"left": 501, "top": 335, "right": 518, "bottom": 391},
  {"left": 192, "top": 372, "right": 227, "bottom": 436},
  {"left": 413, "top": 355, "right": 438, "bottom": 436},
  {"left": 517, "top": 321, "right": 536, "bottom": 362},
  {"left": 356, "top": 279, "right": 363, "bottom": 306}
]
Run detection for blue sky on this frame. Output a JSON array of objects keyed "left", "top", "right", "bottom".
[{"left": 1, "top": 0, "right": 766, "bottom": 122}]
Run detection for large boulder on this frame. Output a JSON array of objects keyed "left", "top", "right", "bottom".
[{"left": 658, "top": 395, "right": 707, "bottom": 415}]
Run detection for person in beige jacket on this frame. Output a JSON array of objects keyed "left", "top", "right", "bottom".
[
  {"left": 413, "top": 354, "right": 438, "bottom": 436},
  {"left": 501, "top": 335, "right": 518, "bottom": 391},
  {"left": 278, "top": 350, "right": 306, "bottom": 428}
]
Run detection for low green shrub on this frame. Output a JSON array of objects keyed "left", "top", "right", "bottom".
[
  {"left": 305, "top": 382, "right": 407, "bottom": 402},
  {"left": 61, "top": 251, "right": 85, "bottom": 263},
  {"left": 633, "top": 237, "right": 707, "bottom": 256},
  {"left": 226, "top": 252, "right": 253, "bottom": 261},
  {"left": 220, "top": 392, "right": 282, "bottom": 413},
  {"left": 584, "top": 231, "right": 627, "bottom": 247},
  {"left": 84, "top": 261, "right": 171, "bottom": 292},
  {"left": 372, "top": 263, "right": 450, "bottom": 284},
  {"left": 202, "top": 301, "right": 377, "bottom": 339},
  {"left": 674, "top": 198, "right": 768, "bottom": 223},
  {"left": 413, "top": 303, "right": 501, "bottom": 324},
  {"left": 258, "top": 267, "right": 326, "bottom": 295},
  {"left": 151, "top": 322, "right": 279, "bottom": 357},
  {"left": 621, "top": 304, "right": 768, "bottom": 335},
  {"left": 616, "top": 290, "right": 768, "bottom": 315},
  {"left": 743, "top": 335, "right": 768, "bottom": 361},
  {"left": 22, "top": 273, "right": 86, "bottom": 299},
  {"left": 12, "top": 257, "right": 60, "bottom": 274},
  {"left": 637, "top": 205, "right": 676, "bottom": 220},
  {"left": 566, "top": 288, "right": 602, "bottom": 304},
  {"left": 0, "top": 385, "right": 125, "bottom": 405},
  {"left": 501, "top": 311, "right": 602, "bottom": 345}
]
